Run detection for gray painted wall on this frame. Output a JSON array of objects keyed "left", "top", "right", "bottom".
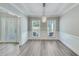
[
  {"left": 0, "top": 13, "right": 19, "bottom": 42},
  {"left": 28, "top": 17, "right": 59, "bottom": 40},
  {"left": 60, "top": 5, "right": 79, "bottom": 55},
  {"left": 0, "top": 12, "right": 28, "bottom": 45},
  {"left": 60, "top": 5, "right": 79, "bottom": 36},
  {"left": 20, "top": 17, "right": 28, "bottom": 45}
]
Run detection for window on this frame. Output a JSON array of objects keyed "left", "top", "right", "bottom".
[
  {"left": 47, "top": 20, "right": 54, "bottom": 37},
  {"left": 32, "top": 20, "right": 40, "bottom": 37}
]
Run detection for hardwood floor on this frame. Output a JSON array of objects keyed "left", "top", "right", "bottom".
[
  {"left": 19, "top": 40, "right": 77, "bottom": 56},
  {"left": 0, "top": 44, "right": 19, "bottom": 56},
  {"left": 0, "top": 40, "right": 77, "bottom": 56}
]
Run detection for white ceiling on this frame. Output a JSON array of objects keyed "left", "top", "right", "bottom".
[{"left": 0, "top": 3, "right": 79, "bottom": 17}]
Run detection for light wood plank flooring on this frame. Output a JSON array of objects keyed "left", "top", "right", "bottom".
[
  {"left": 0, "top": 44, "right": 19, "bottom": 56},
  {"left": 19, "top": 40, "right": 77, "bottom": 56},
  {"left": 0, "top": 40, "right": 77, "bottom": 56}
]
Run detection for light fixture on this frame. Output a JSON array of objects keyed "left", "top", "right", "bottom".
[{"left": 42, "top": 3, "right": 47, "bottom": 23}]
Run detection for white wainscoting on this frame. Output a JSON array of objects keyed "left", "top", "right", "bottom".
[
  {"left": 28, "top": 31, "right": 59, "bottom": 40},
  {"left": 59, "top": 32, "right": 79, "bottom": 55}
]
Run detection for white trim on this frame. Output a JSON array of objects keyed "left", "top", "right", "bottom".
[
  {"left": 59, "top": 32, "right": 79, "bottom": 55},
  {"left": 62, "top": 4, "right": 79, "bottom": 16},
  {"left": 32, "top": 20, "right": 40, "bottom": 37},
  {"left": 47, "top": 20, "right": 54, "bottom": 37},
  {"left": 0, "top": 6, "right": 20, "bottom": 17},
  {"left": 10, "top": 4, "right": 24, "bottom": 15}
]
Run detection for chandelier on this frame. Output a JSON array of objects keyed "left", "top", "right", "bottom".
[{"left": 42, "top": 3, "right": 47, "bottom": 23}]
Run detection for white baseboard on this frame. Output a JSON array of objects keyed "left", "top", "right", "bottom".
[{"left": 59, "top": 32, "right": 79, "bottom": 55}]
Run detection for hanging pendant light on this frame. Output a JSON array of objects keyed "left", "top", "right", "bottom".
[
  {"left": 42, "top": 16, "right": 46, "bottom": 23},
  {"left": 42, "top": 3, "right": 46, "bottom": 23}
]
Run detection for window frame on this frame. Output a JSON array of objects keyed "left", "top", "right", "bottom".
[
  {"left": 47, "top": 20, "right": 54, "bottom": 37},
  {"left": 32, "top": 20, "right": 40, "bottom": 37}
]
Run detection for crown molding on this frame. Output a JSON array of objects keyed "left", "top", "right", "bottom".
[
  {"left": 62, "top": 4, "right": 79, "bottom": 16},
  {"left": 0, "top": 6, "right": 21, "bottom": 17},
  {"left": 9, "top": 4, "right": 25, "bottom": 16}
]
